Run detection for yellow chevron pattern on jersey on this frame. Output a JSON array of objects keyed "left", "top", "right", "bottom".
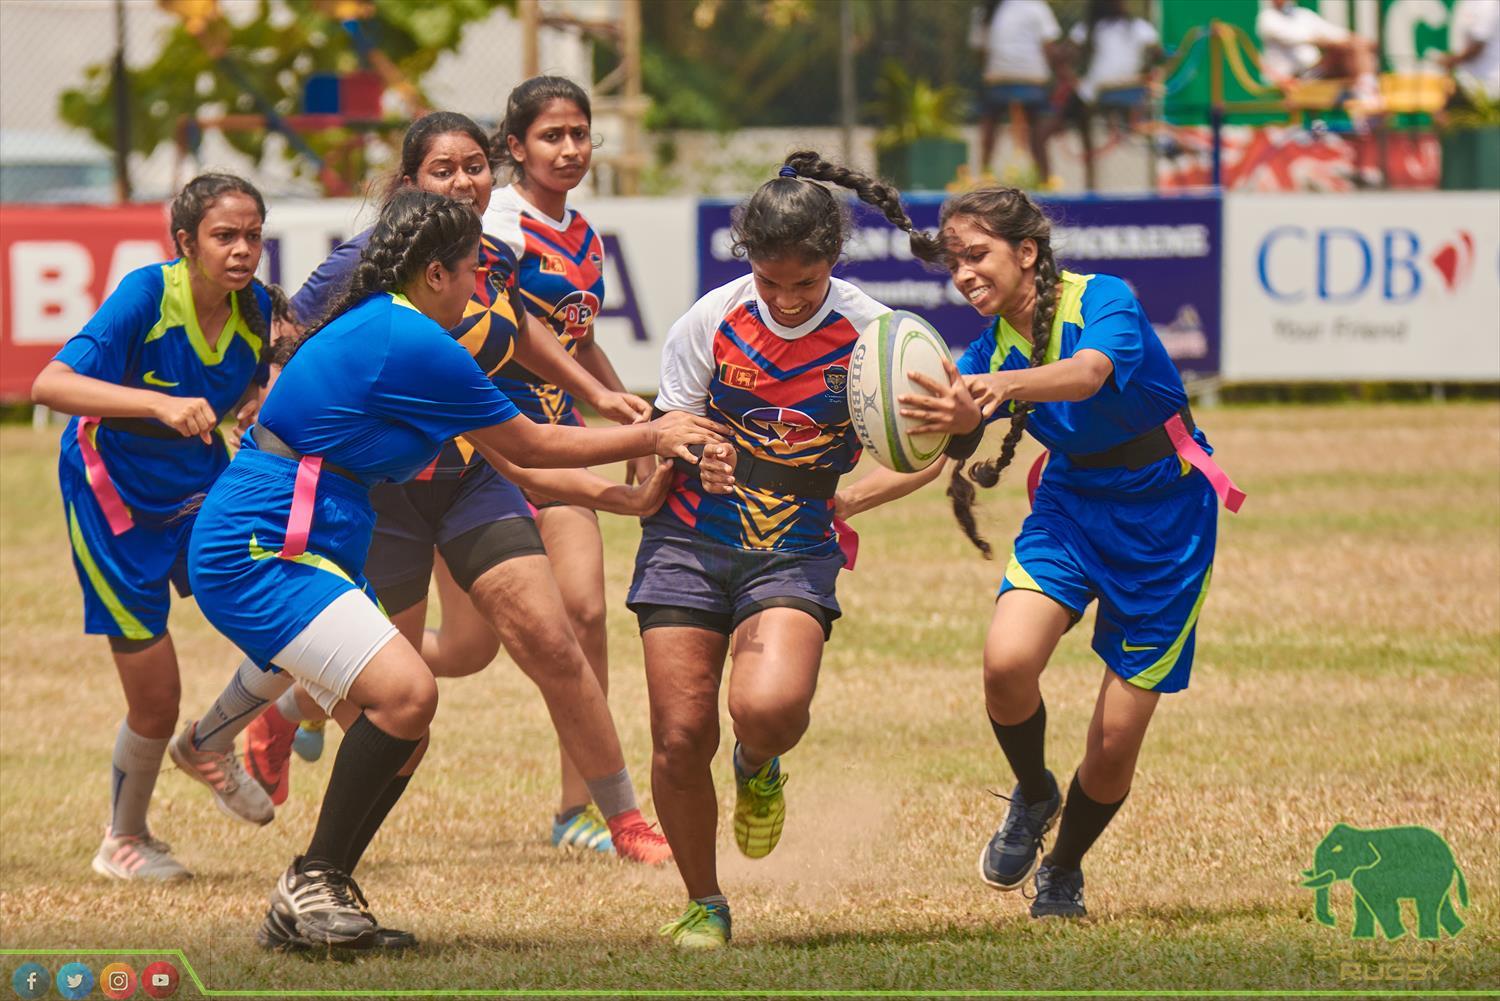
[
  {"left": 456, "top": 295, "right": 519, "bottom": 377},
  {"left": 734, "top": 486, "right": 804, "bottom": 550}
]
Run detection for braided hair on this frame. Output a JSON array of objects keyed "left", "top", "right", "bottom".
[
  {"left": 916, "top": 188, "right": 1060, "bottom": 558},
  {"left": 168, "top": 172, "right": 289, "bottom": 365},
  {"left": 276, "top": 189, "right": 481, "bottom": 364}
]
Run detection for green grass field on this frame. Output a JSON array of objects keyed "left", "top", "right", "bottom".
[{"left": 1, "top": 403, "right": 1496, "bottom": 998}]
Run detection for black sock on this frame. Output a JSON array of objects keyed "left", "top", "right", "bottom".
[
  {"left": 989, "top": 701, "right": 1054, "bottom": 804},
  {"left": 1047, "top": 771, "right": 1127, "bottom": 871},
  {"left": 346, "top": 774, "right": 413, "bottom": 875},
  {"left": 302, "top": 714, "right": 420, "bottom": 874}
]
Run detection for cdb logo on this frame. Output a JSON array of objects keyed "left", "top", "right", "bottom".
[{"left": 1257, "top": 226, "right": 1474, "bottom": 305}]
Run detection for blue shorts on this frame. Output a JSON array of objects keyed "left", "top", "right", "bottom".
[
  {"left": 1094, "top": 85, "right": 1148, "bottom": 110},
  {"left": 60, "top": 459, "right": 193, "bottom": 640},
  {"left": 999, "top": 478, "right": 1217, "bottom": 693},
  {"left": 627, "top": 523, "right": 844, "bottom": 640},
  {"left": 982, "top": 82, "right": 1050, "bottom": 113},
  {"left": 365, "top": 463, "right": 543, "bottom": 613}
]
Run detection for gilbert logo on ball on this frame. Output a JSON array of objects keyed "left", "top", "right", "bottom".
[{"left": 848, "top": 310, "right": 952, "bottom": 472}]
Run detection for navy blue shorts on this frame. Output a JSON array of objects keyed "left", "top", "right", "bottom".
[
  {"left": 365, "top": 463, "right": 543, "bottom": 614},
  {"left": 626, "top": 523, "right": 844, "bottom": 640},
  {"left": 981, "top": 82, "right": 1050, "bottom": 113}
]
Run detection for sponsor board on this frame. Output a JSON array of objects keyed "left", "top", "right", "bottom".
[
  {"left": 1223, "top": 192, "right": 1500, "bottom": 380},
  {"left": 698, "top": 193, "right": 1223, "bottom": 378}
]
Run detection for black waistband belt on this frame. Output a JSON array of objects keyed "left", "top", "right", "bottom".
[
  {"left": 253, "top": 425, "right": 363, "bottom": 485},
  {"left": 99, "top": 417, "right": 200, "bottom": 441},
  {"left": 1067, "top": 406, "right": 1196, "bottom": 471},
  {"left": 674, "top": 447, "right": 840, "bottom": 500}
]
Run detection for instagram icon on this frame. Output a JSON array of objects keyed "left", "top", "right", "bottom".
[{"left": 101, "top": 962, "right": 136, "bottom": 999}]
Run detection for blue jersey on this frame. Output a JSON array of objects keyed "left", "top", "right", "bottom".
[
  {"left": 289, "top": 227, "right": 525, "bottom": 479},
  {"left": 53, "top": 258, "right": 270, "bottom": 518},
  {"left": 955, "top": 271, "right": 1209, "bottom": 498}
]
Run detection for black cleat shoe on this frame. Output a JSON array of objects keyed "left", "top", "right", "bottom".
[
  {"left": 256, "top": 905, "right": 311, "bottom": 952},
  {"left": 272, "top": 857, "right": 377, "bottom": 947},
  {"left": 372, "top": 926, "right": 418, "bottom": 950},
  {"left": 978, "top": 772, "right": 1061, "bottom": 891},
  {"left": 1029, "top": 861, "right": 1087, "bottom": 918}
]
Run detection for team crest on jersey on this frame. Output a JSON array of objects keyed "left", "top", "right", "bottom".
[
  {"left": 744, "top": 406, "right": 820, "bottom": 446},
  {"left": 550, "top": 289, "right": 601, "bottom": 338},
  {"left": 540, "top": 253, "right": 567, "bottom": 275},
  {"left": 720, "top": 362, "right": 758, "bottom": 390},
  {"left": 823, "top": 364, "right": 848, "bottom": 396}
]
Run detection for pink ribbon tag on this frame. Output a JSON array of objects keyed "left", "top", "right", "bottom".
[
  {"left": 1164, "top": 414, "right": 1246, "bottom": 513},
  {"left": 833, "top": 515, "right": 859, "bottom": 571},
  {"left": 77, "top": 417, "right": 134, "bottom": 535},
  {"left": 281, "top": 455, "right": 323, "bottom": 559},
  {"left": 1026, "top": 450, "right": 1049, "bottom": 508}
]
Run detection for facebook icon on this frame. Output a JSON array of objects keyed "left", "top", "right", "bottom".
[{"left": 10, "top": 962, "right": 49, "bottom": 999}]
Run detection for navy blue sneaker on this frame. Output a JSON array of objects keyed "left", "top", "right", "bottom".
[
  {"left": 978, "top": 771, "right": 1061, "bottom": 891},
  {"left": 1029, "top": 861, "right": 1086, "bottom": 918}
]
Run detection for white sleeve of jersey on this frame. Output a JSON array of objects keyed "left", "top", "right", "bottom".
[
  {"left": 482, "top": 188, "right": 526, "bottom": 260},
  {"left": 655, "top": 278, "right": 748, "bottom": 415},
  {"left": 830, "top": 278, "right": 893, "bottom": 334}
]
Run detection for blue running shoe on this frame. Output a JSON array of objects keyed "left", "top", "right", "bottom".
[
  {"left": 978, "top": 771, "right": 1060, "bottom": 891},
  {"left": 551, "top": 804, "right": 614, "bottom": 853},
  {"left": 1029, "top": 861, "right": 1086, "bottom": 918},
  {"left": 292, "top": 720, "right": 325, "bottom": 763}
]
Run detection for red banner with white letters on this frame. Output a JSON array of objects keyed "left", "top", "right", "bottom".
[{"left": 0, "top": 204, "right": 172, "bottom": 399}]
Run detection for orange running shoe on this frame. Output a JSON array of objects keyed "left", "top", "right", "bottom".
[
  {"left": 606, "top": 808, "right": 673, "bottom": 865},
  {"left": 245, "top": 704, "right": 298, "bottom": 806}
]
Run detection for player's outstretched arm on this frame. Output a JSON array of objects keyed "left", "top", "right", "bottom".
[
  {"left": 465, "top": 439, "right": 675, "bottom": 517},
  {"left": 835, "top": 459, "right": 949, "bottom": 520},
  {"left": 468, "top": 409, "right": 726, "bottom": 470},
  {"left": 32, "top": 361, "right": 217, "bottom": 442},
  {"left": 513, "top": 313, "right": 650, "bottom": 425}
]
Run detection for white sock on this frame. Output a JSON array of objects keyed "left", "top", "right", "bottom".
[
  {"left": 195, "top": 658, "right": 293, "bottom": 753},
  {"left": 274, "top": 685, "right": 308, "bottom": 724},
  {"left": 110, "top": 721, "right": 169, "bottom": 838}
]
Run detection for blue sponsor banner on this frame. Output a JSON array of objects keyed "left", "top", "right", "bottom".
[{"left": 697, "top": 193, "right": 1222, "bottom": 378}]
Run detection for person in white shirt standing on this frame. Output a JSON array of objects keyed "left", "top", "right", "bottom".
[
  {"left": 1255, "top": 0, "right": 1381, "bottom": 108},
  {"left": 1064, "top": 0, "right": 1162, "bottom": 191},
  {"left": 974, "top": 0, "right": 1070, "bottom": 184},
  {"left": 1443, "top": 0, "right": 1500, "bottom": 102}
]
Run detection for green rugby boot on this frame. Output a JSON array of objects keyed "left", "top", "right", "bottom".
[
  {"left": 658, "top": 900, "right": 731, "bottom": 949},
  {"left": 732, "top": 745, "right": 786, "bottom": 859}
]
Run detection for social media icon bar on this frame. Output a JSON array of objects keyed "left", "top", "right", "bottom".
[
  {"left": 101, "top": 962, "right": 137, "bottom": 999},
  {"left": 10, "top": 963, "right": 50, "bottom": 1000},
  {"left": 139, "top": 961, "right": 179, "bottom": 1000},
  {"left": 56, "top": 962, "right": 95, "bottom": 1000}
]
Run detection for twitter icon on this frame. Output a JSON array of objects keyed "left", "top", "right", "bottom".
[{"left": 57, "top": 962, "right": 94, "bottom": 999}]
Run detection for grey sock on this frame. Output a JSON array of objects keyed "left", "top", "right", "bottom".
[
  {"left": 274, "top": 685, "right": 308, "bottom": 724},
  {"left": 110, "top": 721, "right": 169, "bottom": 838},
  {"left": 693, "top": 894, "right": 728, "bottom": 909},
  {"left": 196, "top": 658, "right": 293, "bottom": 753},
  {"left": 585, "top": 767, "right": 637, "bottom": 820}
]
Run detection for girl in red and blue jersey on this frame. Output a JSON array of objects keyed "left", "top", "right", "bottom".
[
  {"left": 228, "top": 113, "right": 674, "bottom": 869},
  {"left": 183, "top": 190, "right": 722, "bottom": 949},
  {"left": 31, "top": 174, "right": 285, "bottom": 882},
  {"left": 890, "top": 188, "right": 1243, "bottom": 920},
  {"left": 643, "top": 152, "right": 940, "bottom": 949},
  {"left": 484, "top": 77, "right": 655, "bottom": 851}
]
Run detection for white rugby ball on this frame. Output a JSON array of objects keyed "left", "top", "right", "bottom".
[{"left": 847, "top": 310, "right": 953, "bottom": 472}]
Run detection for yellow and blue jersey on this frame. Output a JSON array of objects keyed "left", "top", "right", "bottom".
[
  {"left": 484, "top": 185, "right": 604, "bottom": 425},
  {"left": 191, "top": 292, "right": 522, "bottom": 666},
  {"left": 955, "top": 270, "right": 1210, "bottom": 498},
  {"left": 650, "top": 276, "right": 889, "bottom": 554},
  {"left": 54, "top": 258, "right": 270, "bottom": 518}
]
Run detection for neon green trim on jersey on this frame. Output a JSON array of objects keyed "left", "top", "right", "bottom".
[
  {"left": 68, "top": 504, "right": 152, "bottom": 640},
  {"left": 390, "top": 292, "right": 419, "bottom": 311},
  {"left": 1003, "top": 554, "right": 1041, "bottom": 593},
  {"left": 1127, "top": 565, "right": 1213, "bottom": 691},
  {"left": 990, "top": 271, "right": 1089, "bottom": 372},
  {"left": 248, "top": 533, "right": 356, "bottom": 586},
  {"left": 143, "top": 260, "right": 262, "bottom": 366}
]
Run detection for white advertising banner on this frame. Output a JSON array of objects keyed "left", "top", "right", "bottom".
[
  {"left": 1223, "top": 192, "right": 1500, "bottom": 381},
  {"left": 261, "top": 196, "right": 692, "bottom": 395}
]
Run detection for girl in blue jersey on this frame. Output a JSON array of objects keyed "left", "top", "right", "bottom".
[
  {"left": 643, "top": 153, "right": 952, "bottom": 949},
  {"left": 228, "top": 113, "right": 675, "bottom": 869},
  {"left": 185, "top": 189, "right": 721, "bottom": 949},
  {"left": 887, "top": 188, "right": 1243, "bottom": 919},
  {"left": 31, "top": 173, "right": 286, "bottom": 881},
  {"left": 484, "top": 78, "right": 654, "bottom": 850}
]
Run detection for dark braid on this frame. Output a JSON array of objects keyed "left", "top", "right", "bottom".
[
  {"left": 276, "top": 189, "right": 480, "bottom": 364},
  {"left": 235, "top": 279, "right": 290, "bottom": 364},
  {"left": 932, "top": 187, "right": 1061, "bottom": 557}
]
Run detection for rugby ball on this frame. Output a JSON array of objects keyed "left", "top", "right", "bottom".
[{"left": 847, "top": 310, "right": 953, "bottom": 472}]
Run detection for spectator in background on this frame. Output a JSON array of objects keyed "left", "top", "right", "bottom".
[
  {"left": 1064, "top": 0, "right": 1162, "bottom": 191},
  {"left": 973, "top": 0, "right": 1069, "bottom": 186},
  {"left": 1444, "top": 0, "right": 1500, "bottom": 102},
  {"left": 1255, "top": 0, "right": 1381, "bottom": 109}
]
